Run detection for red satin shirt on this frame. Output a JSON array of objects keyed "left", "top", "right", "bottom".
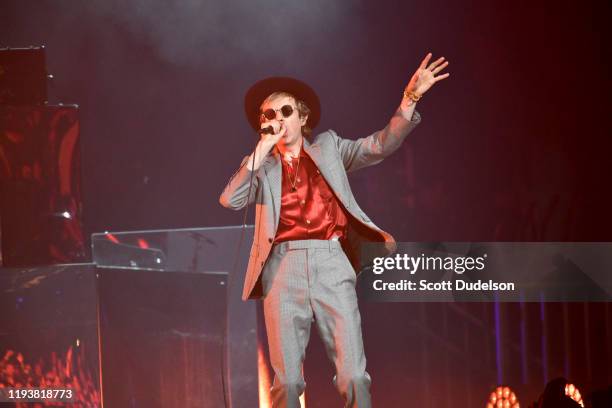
[{"left": 274, "top": 147, "right": 348, "bottom": 243}]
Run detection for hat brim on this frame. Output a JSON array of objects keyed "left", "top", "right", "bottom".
[{"left": 244, "top": 76, "right": 320, "bottom": 131}]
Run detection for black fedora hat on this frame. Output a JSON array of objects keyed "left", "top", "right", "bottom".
[{"left": 244, "top": 76, "right": 321, "bottom": 131}]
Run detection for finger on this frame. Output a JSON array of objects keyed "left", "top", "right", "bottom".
[
  {"left": 270, "top": 123, "right": 284, "bottom": 137},
  {"left": 273, "top": 128, "right": 286, "bottom": 141},
  {"left": 432, "top": 61, "right": 449, "bottom": 74},
  {"left": 261, "top": 120, "right": 281, "bottom": 132},
  {"left": 260, "top": 119, "right": 274, "bottom": 129},
  {"left": 434, "top": 73, "right": 450, "bottom": 81},
  {"left": 427, "top": 57, "right": 445, "bottom": 71},
  {"left": 418, "top": 52, "right": 432, "bottom": 70}
]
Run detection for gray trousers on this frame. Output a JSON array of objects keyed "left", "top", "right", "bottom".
[{"left": 261, "top": 239, "right": 371, "bottom": 408}]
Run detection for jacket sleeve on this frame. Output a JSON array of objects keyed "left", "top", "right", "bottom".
[
  {"left": 333, "top": 109, "right": 421, "bottom": 173},
  {"left": 219, "top": 155, "right": 261, "bottom": 210}
]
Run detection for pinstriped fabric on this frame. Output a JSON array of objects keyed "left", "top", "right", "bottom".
[{"left": 262, "top": 240, "right": 371, "bottom": 408}]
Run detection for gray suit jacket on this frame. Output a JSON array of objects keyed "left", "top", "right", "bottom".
[{"left": 220, "top": 108, "right": 421, "bottom": 300}]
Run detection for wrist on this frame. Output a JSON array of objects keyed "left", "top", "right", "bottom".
[
  {"left": 257, "top": 141, "right": 277, "bottom": 161},
  {"left": 400, "top": 95, "right": 417, "bottom": 111},
  {"left": 399, "top": 105, "right": 416, "bottom": 122},
  {"left": 403, "top": 88, "right": 422, "bottom": 102},
  {"left": 259, "top": 139, "right": 275, "bottom": 153}
]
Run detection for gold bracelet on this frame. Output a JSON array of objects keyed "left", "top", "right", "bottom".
[{"left": 403, "top": 89, "right": 422, "bottom": 102}]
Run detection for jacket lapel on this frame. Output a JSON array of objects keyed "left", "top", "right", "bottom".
[
  {"left": 303, "top": 138, "right": 342, "bottom": 200},
  {"left": 263, "top": 148, "right": 281, "bottom": 227}
]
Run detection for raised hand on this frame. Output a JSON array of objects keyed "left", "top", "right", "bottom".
[{"left": 405, "top": 52, "right": 450, "bottom": 97}]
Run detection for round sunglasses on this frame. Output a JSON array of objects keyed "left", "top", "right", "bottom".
[{"left": 260, "top": 105, "right": 295, "bottom": 122}]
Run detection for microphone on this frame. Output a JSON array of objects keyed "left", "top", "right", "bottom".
[{"left": 258, "top": 126, "right": 275, "bottom": 135}]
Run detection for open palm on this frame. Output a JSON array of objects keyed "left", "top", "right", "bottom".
[{"left": 406, "top": 52, "right": 450, "bottom": 96}]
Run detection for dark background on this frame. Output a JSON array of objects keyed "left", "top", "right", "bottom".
[{"left": 2, "top": 0, "right": 611, "bottom": 242}]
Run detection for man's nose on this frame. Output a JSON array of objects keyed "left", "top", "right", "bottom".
[{"left": 275, "top": 111, "right": 284, "bottom": 120}]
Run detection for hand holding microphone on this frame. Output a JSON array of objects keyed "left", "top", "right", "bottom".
[
  {"left": 245, "top": 119, "right": 286, "bottom": 172},
  {"left": 259, "top": 119, "right": 286, "bottom": 152}
]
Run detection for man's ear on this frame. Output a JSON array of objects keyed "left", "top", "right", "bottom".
[{"left": 300, "top": 114, "right": 308, "bottom": 126}]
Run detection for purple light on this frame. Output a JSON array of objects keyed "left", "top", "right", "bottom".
[{"left": 494, "top": 292, "right": 502, "bottom": 385}]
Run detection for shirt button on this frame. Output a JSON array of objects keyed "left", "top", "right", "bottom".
[
  {"left": 306, "top": 219, "right": 311, "bottom": 224},
  {"left": 268, "top": 238, "right": 273, "bottom": 243},
  {"left": 297, "top": 178, "right": 301, "bottom": 182},
  {"left": 300, "top": 200, "right": 305, "bottom": 205}
]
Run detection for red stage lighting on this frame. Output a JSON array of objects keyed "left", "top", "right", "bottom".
[
  {"left": 486, "top": 385, "right": 520, "bottom": 408},
  {"left": 565, "top": 383, "right": 584, "bottom": 407}
]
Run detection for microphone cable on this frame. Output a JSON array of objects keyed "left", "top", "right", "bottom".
[{"left": 222, "top": 138, "right": 260, "bottom": 408}]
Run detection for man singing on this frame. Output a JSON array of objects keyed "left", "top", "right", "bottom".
[{"left": 220, "top": 52, "right": 449, "bottom": 407}]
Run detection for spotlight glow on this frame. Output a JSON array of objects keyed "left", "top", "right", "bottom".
[
  {"left": 486, "top": 386, "right": 520, "bottom": 408},
  {"left": 565, "top": 383, "right": 584, "bottom": 407}
]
